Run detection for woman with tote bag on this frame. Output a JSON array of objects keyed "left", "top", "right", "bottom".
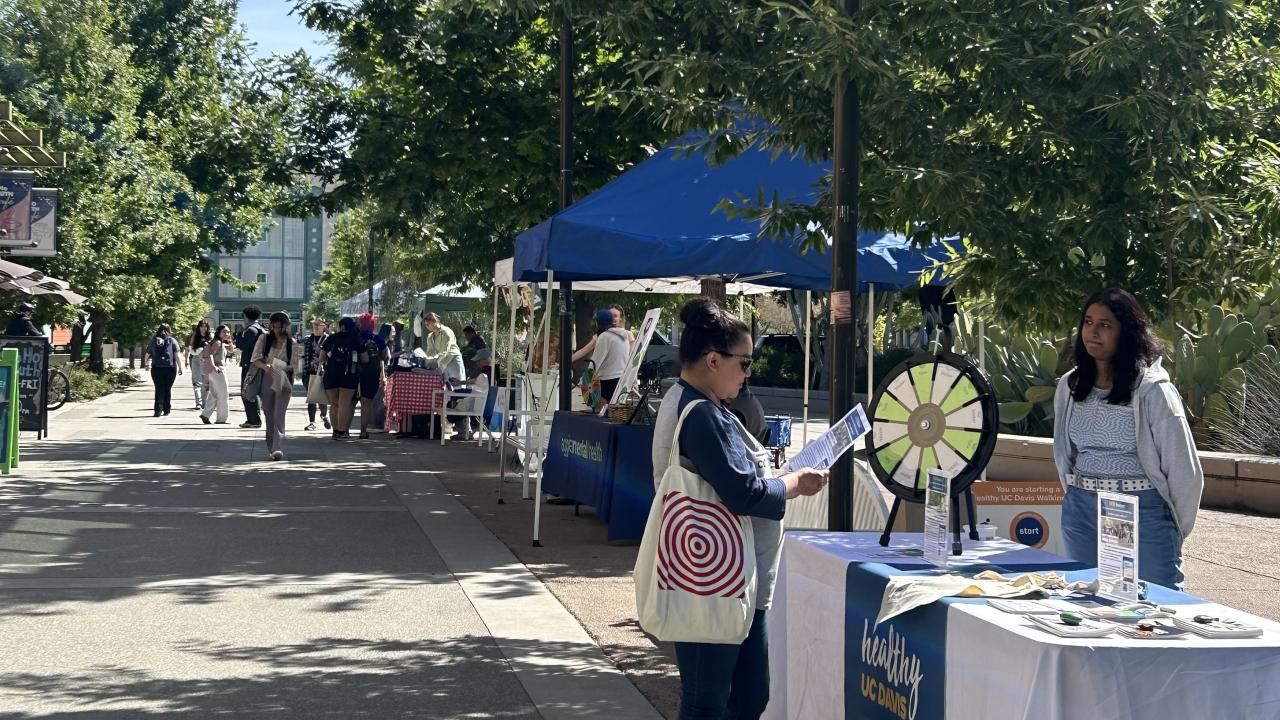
[{"left": 638, "top": 298, "right": 828, "bottom": 720}]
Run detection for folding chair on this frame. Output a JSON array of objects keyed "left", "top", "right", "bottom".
[{"left": 437, "top": 376, "right": 496, "bottom": 451}]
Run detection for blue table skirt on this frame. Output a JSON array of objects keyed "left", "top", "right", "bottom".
[{"left": 541, "top": 411, "right": 655, "bottom": 541}]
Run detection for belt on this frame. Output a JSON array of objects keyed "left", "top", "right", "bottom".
[{"left": 1068, "top": 475, "right": 1155, "bottom": 493}]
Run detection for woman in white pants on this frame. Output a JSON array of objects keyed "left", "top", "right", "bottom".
[
  {"left": 188, "top": 320, "right": 212, "bottom": 409},
  {"left": 200, "top": 325, "right": 235, "bottom": 424}
]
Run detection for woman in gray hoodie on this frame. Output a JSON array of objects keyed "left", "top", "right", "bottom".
[{"left": 1052, "top": 288, "right": 1203, "bottom": 589}]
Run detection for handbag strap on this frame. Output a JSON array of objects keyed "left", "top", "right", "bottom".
[{"left": 666, "top": 398, "right": 707, "bottom": 469}]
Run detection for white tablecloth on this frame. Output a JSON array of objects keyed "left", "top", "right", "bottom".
[{"left": 765, "top": 532, "right": 1280, "bottom": 720}]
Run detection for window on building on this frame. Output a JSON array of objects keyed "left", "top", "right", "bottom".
[{"left": 256, "top": 273, "right": 268, "bottom": 284}]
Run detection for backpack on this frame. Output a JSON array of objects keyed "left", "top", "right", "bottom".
[
  {"left": 327, "top": 334, "right": 356, "bottom": 375},
  {"left": 153, "top": 337, "right": 173, "bottom": 366}
]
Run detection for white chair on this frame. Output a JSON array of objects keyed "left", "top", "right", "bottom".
[{"left": 436, "top": 376, "right": 495, "bottom": 450}]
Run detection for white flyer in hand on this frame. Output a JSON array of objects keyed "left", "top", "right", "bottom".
[
  {"left": 1097, "top": 491, "right": 1139, "bottom": 603},
  {"left": 924, "top": 469, "right": 951, "bottom": 568},
  {"left": 785, "top": 404, "right": 869, "bottom": 471}
]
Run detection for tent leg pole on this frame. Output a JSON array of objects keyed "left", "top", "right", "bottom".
[
  {"left": 803, "top": 290, "right": 812, "bottom": 446},
  {"left": 867, "top": 283, "right": 875, "bottom": 402},
  {"left": 498, "top": 283, "right": 518, "bottom": 504}
]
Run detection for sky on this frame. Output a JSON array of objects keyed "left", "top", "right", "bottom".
[{"left": 235, "top": 0, "right": 330, "bottom": 60}]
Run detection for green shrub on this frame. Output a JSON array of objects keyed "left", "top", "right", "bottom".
[{"left": 67, "top": 365, "right": 140, "bottom": 402}]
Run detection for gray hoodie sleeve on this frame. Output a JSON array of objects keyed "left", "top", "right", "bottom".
[
  {"left": 1142, "top": 381, "right": 1204, "bottom": 537},
  {"left": 1051, "top": 371, "right": 1076, "bottom": 492}
]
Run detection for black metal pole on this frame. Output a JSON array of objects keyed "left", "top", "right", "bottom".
[
  {"left": 558, "top": 16, "right": 575, "bottom": 410},
  {"left": 828, "top": 0, "right": 860, "bottom": 532}
]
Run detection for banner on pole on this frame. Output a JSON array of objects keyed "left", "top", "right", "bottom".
[
  {"left": 12, "top": 187, "right": 57, "bottom": 257},
  {"left": 0, "top": 170, "right": 35, "bottom": 247}
]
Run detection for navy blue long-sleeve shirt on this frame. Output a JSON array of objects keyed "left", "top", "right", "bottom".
[{"left": 652, "top": 380, "right": 787, "bottom": 520}]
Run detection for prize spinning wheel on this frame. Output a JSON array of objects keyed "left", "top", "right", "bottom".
[{"left": 865, "top": 350, "right": 999, "bottom": 506}]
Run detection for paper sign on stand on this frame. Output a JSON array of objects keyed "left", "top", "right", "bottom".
[
  {"left": 924, "top": 469, "right": 952, "bottom": 568},
  {"left": 604, "top": 308, "right": 662, "bottom": 411},
  {"left": 784, "top": 405, "right": 869, "bottom": 472},
  {"left": 1097, "top": 491, "right": 1139, "bottom": 602}
]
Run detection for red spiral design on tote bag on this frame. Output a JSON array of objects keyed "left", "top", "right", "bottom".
[{"left": 655, "top": 491, "right": 747, "bottom": 599}]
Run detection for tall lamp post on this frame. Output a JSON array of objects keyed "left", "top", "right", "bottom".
[
  {"left": 558, "top": 16, "right": 575, "bottom": 411},
  {"left": 828, "top": 0, "right": 860, "bottom": 532}
]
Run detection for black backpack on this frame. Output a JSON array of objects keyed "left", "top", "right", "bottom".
[
  {"left": 153, "top": 337, "right": 173, "bottom": 365},
  {"left": 327, "top": 334, "right": 356, "bottom": 374}
]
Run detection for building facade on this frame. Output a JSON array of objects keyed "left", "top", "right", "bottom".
[{"left": 206, "top": 210, "right": 333, "bottom": 333}]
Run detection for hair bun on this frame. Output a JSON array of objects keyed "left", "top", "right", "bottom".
[{"left": 679, "top": 297, "right": 722, "bottom": 329}]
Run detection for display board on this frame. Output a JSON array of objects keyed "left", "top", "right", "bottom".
[
  {"left": 0, "top": 348, "right": 18, "bottom": 472},
  {"left": 0, "top": 336, "right": 49, "bottom": 436},
  {"left": 11, "top": 187, "right": 57, "bottom": 257}
]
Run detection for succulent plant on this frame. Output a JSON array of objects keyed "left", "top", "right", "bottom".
[
  {"left": 1169, "top": 305, "right": 1266, "bottom": 439},
  {"left": 952, "top": 311, "right": 1066, "bottom": 435}
]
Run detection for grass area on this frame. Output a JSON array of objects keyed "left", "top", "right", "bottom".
[{"left": 68, "top": 365, "right": 141, "bottom": 402}]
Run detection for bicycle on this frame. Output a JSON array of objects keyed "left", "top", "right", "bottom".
[{"left": 46, "top": 358, "right": 86, "bottom": 412}]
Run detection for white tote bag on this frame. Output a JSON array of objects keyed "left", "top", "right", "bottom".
[
  {"left": 635, "top": 399, "right": 757, "bottom": 644},
  {"left": 306, "top": 374, "right": 329, "bottom": 406}
]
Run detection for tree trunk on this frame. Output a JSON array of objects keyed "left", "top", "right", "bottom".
[
  {"left": 69, "top": 323, "right": 85, "bottom": 362},
  {"left": 700, "top": 278, "right": 727, "bottom": 303},
  {"left": 88, "top": 311, "right": 107, "bottom": 373}
]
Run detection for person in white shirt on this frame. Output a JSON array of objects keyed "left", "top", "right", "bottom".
[{"left": 590, "top": 308, "right": 631, "bottom": 403}]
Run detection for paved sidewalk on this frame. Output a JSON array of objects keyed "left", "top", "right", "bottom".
[{"left": 0, "top": 377, "right": 661, "bottom": 719}]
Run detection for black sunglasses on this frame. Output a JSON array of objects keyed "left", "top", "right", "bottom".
[{"left": 708, "top": 349, "right": 754, "bottom": 373}]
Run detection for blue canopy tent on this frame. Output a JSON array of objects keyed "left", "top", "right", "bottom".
[{"left": 510, "top": 130, "right": 966, "bottom": 535}]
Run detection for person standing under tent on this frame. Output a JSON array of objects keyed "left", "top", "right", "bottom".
[
  {"left": 187, "top": 320, "right": 212, "bottom": 410},
  {"left": 142, "top": 324, "right": 183, "bottom": 417},
  {"left": 1053, "top": 288, "right": 1203, "bottom": 589},
  {"left": 462, "top": 325, "right": 487, "bottom": 352},
  {"left": 320, "top": 316, "right": 362, "bottom": 440},
  {"left": 572, "top": 304, "right": 635, "bottom": 363},
  {"left": 251, "top": 312, "right": 300, "bottom": 461},
  {"left": 649, "top": 297, "right": 827, "bottom": 719},
  {"left": 590, "top": 309, "right": 631, "bottom": 403},
  {"left": 236, "top": 305, "right": 266, "bottom": 429},
  {"left": 301, "top": 318, "right": 330, "bottom": 431},
  {"left": 199, "top": 325, "right": 235, "bottom": 424},
  {"left": 423, "top": 312, "right": 465, "bottom": 384}
]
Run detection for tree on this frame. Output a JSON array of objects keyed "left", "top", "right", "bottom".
[
  {"left": 0, "top": 0, "right": 303, "bottom": 369},
  {"left": 291, "top": 0, "right": 668, "bottom": 292},
  {"left": 564, "top": 0, "right": 1280, "bottom": 332}
]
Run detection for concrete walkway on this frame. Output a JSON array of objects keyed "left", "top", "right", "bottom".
[{"left": 0, "top": 376, "right": 661, "bottom": 719}]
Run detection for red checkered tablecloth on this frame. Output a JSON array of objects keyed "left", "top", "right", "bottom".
[{"left": 385, "top": 371, "right": 445, "bottom": 431}]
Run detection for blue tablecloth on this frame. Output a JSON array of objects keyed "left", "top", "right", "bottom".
[{"left": 541, "top": 411, "right": 655, "bottom": 541}]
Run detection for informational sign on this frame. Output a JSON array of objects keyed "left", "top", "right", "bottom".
[
  {"left": 604, "top": 307, "right": 661, "bottom": 409},
  {"left": 1097, "top": 491, "right": 1139, "bottom": 602},
  {"left": 785, "top": 404, "right": 869, "bottom": 471},
  {"left": 0, "top": 336, "right": 49, "bottom": 436},
  {"left": 0, "top": 350, "right": 14, "bottom": 473},
  {"left": 923, "top": 469, "right": 952, "bottom": 568},
  {"left": 12, "top": 187, "right": 56, "bottom": 257},
  {"left": 830, "top": 289, "right": 852, "bottom": 326},
  {"left": 970, "top": 480, "right": 1066, "bottom": 555},
  {"left": 0, "top": 170, "right": 34, "bottom": 246}
]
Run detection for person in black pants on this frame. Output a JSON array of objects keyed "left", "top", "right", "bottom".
[
  {"left": 142, "top": 323, "right": 184, "bottom": 416},
  {"left": 300, "top": 318, "right": 330, "bottom": 431},
  {"left": 236, "top": 305, "right": 265, "bottom": 428}
]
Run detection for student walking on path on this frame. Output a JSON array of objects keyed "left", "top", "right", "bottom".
[
  {"left": 199, "top": 325, "right": 235, "bottom": 424},
  {"left": 187, "top": 320, "right": 212, "bottom": 410},
  {"left": 301, "top": 318, "right": 330, "bottom": 431},
  {"left": 236, "top": 305, "right": 266, "bottom": 429},
  {"left": 321, "top": 316, "right": 362, "bottom": 440},
  {"left": 143, "top": 324, "right": 184, "bottom": 417},
  {"left": 355, "top": 313, "right": 388, "bottom": 440},
  {"left": 251, "top": 312, "right": 300, "bottom": 460}
]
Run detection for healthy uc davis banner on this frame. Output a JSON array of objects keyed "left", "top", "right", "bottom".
[
  {"left": 0, "top": 170, "right": 34, "bottom": 247},
  {"left": 845, "top": 563, "right": 946, "bottom": 720}
]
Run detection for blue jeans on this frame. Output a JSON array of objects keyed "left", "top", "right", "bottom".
[
  {"left": 1062, "top": 486, "right": 1185, "bottom": 589},
  {"left": 673, "top": 609, "right": 770, "bottom": 720}
]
